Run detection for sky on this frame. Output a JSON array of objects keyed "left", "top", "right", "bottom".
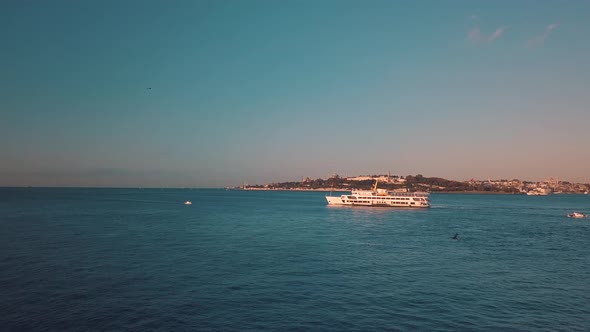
[{"left": 1, "top": 0, "right": 589, "bottom": 187}]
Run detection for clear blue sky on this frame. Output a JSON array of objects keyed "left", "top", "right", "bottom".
[{"left": 1, "top": 0, "right": 589, "bottom": 187}]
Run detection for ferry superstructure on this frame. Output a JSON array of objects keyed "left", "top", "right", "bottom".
[{"left": 326, "top": 180, "right": 430, "bottom": 208}]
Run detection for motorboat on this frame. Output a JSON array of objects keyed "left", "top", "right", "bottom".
[
  {"left": 184, "top": 201, "right": 192, "bottom": 205},
  {"left": 567, "top": 212, "right": 587, "bottom": 218}
]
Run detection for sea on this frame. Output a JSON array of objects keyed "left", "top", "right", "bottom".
[{"left": 1, "top": 188, "right": 589, "bottom": 331}]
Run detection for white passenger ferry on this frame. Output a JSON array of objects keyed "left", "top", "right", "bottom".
[{"left": 326, "top": 180, "right": 430, "bottom": 208}]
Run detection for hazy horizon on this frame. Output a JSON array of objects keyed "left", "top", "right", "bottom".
[
  {"left": 2, "top": 1, "right": 589, "bottom": 188},
  {"left": 1, "top": 171, "right": 588, "bottom": 189}
]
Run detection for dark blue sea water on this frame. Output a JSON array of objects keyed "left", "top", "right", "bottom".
[{"left": 1, "top": 188, "right": 589, "bottom": 331}]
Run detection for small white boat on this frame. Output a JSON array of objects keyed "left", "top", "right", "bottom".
[
  {"left": 526, "top": 188, "right": 552, "bottom": 196},
  {"left": 184, "top": 201, "right": 192, "bottom": 205},
  {"left": 567, "top": 212, "right": 587, "bottom": 218}
]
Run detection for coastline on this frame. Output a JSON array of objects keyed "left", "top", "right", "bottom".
[
  {"left": 235, "top": 188, "right": 585, "bottom": 195},
  {"left": 234, "top": 188, "right": 525, "bottom": 194}
]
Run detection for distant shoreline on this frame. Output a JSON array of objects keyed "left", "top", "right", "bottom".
[
  {"left": 236, "top": 188, "right": 524, "bottom": 194},
  {"left": 236, "top": 188, "right": 590, "bottom": 195}
]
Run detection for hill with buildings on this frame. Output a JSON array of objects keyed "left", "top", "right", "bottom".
[{"left": 238, "top": 174, "right": 590, "bottom": 194}]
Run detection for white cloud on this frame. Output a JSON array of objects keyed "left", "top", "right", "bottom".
[
  {"left": 528, "top": 23, "right": 558, "bottom": 47},
  {"left": 488, "top": 26, "right": 509, "bottom": 42},
  {"left": 468, "top": 26, "right": 508, "bottom": 44}
]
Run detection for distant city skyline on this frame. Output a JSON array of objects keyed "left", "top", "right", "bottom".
[{"left": 1, "top": 1, "right": 589, "bottom": 187}]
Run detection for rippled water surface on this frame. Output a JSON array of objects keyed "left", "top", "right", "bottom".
[{"left": 1, "top": 188, "right": 589, "bottom": 331}]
